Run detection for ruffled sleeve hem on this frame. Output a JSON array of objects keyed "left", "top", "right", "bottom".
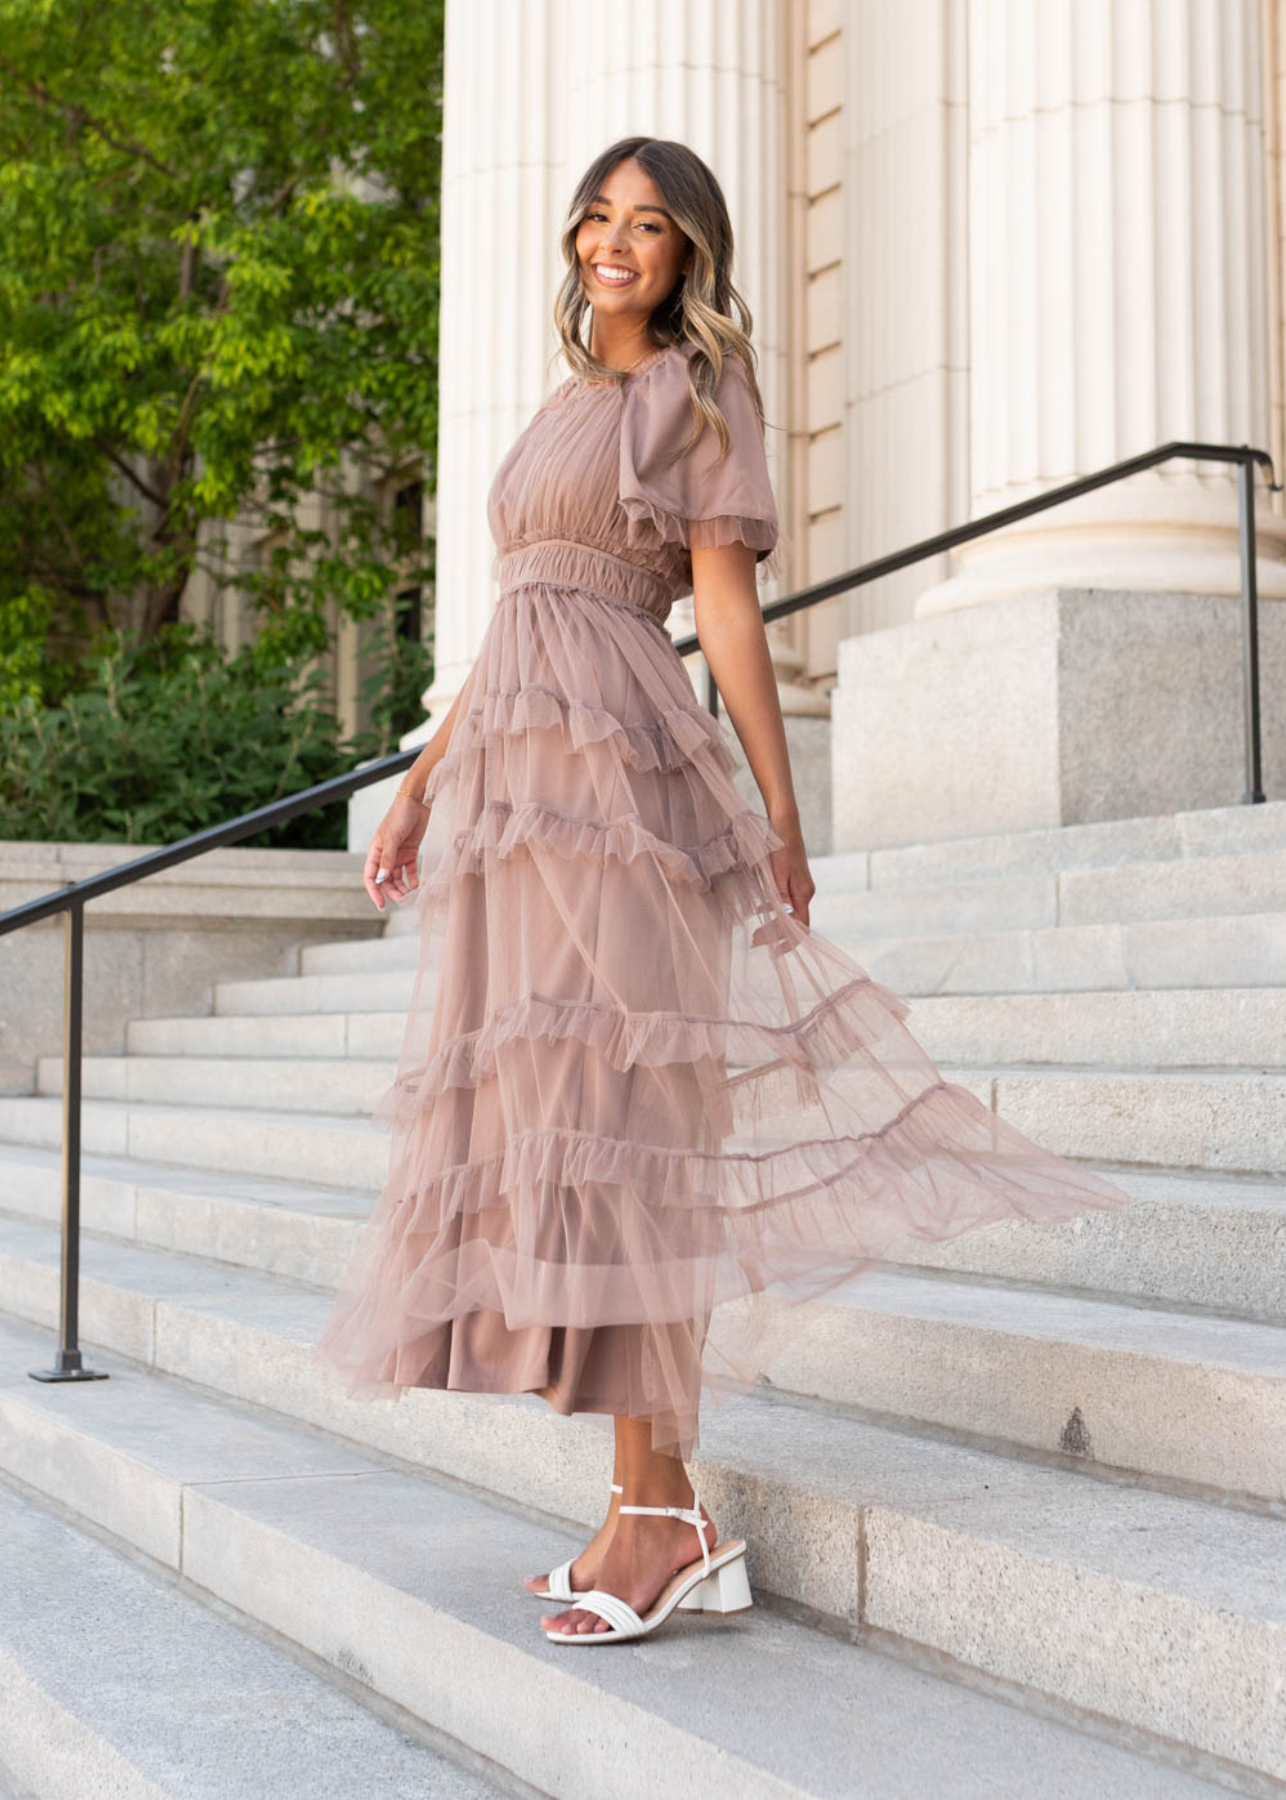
[
  {"left": 618, "top": 492, "right": 782, "bottom": 573},
  {"left": 619, "top": 348, "right": 783, "bottom": 581}
]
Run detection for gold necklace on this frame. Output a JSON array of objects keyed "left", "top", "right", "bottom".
[{"left": 590, "top": 343, "right": 659, "bottom": 377}]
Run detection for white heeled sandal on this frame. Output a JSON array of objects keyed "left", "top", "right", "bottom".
[
  {"left": 542, "top": 1489, "right": 752, "bottom": 1644},
  {"left": 528, "top": 1484, "right": 714, "bottom": 1610}
]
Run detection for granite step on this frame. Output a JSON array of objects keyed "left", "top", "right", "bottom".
[
  {"left": 126, "top": 1008, "right": 405, "bottom": 1059},
  {"left": 848, "top": 796, "right": 1286, "bottom": 888},
  {"left": 849, "top": 912, "right": 1286, "bottom": 996},
  {"left": 37, "top": 1053, "right": 395, "bottom": 1116},
  {"left": 0, "top": 1096, "right": 382, "bottom": 1190},
  {"left": 37, "top": 998, "right": 1286, "bottom": 1155},
  {"left": 901, "top": 988, "right": 1286, "bottom": 1069},
  {"left": 758, "top": 1268, "right": 1286, "bottom": 1503},
  {"left": 812, "top": 846, "right": 1286, "bottom": 940},
  {"left": 6, "top": 1063, "right": 1286, "bottom": 1201},
  {"left": 968, "top": 1067, "right": 1286, "bottom": 1174},
  {"left": 213, "top": 909, "right": 1286, "bottom": 1012},
  {"left": 298, "top": 843, "right": 1286, "bottom": 964},
  {"left": 4, "top": 1143, "right": 1283, "bottom": 1323},
  {"left": 0, "top": 1474, "right": 505, "bottom": 1800},
  {"left": 1, "top": 1202, "right": 1278, "bottom": 1505},
  {"left": 788, "top": 1065, "right": 1286, "bottom": 1177},
  {"left": 0, "top": 1309, "right": 1262, "bottom": 1793},
  {"left": 119, "top": 986, "right": 1286, "bottom": 1072}
]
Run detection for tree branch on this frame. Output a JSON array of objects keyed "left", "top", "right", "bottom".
[
  {"left": 0, "top": 54, "right": 179, "bottom": 180},
  {"left": 97, "top": 443, "right": 170, "bottom": 509},
  {"left": 28, "top": 464, "right": 90, "bottom": 579}
]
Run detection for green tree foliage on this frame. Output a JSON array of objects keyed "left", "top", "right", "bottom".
[{"left": 0, "top": 0, "right": 443, "bottom": 687}]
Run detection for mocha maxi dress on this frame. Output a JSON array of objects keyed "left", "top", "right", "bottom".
[{"left": 313, "top": 340, "right": 1132, "bottom": 1458}]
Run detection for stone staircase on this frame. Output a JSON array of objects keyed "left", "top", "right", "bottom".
[{"left": 1, "top": 798, "right": 1284, "bottom": 1798}]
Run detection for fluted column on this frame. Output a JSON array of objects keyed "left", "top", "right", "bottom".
[
  {"left": 410, "top": 0, "right": 565, "bottom": 730},
  {"left": 830, "top": 0, "right": 1286, "bottom": 848},
  {"left": 916, "top": 0, "right": 1286, "bottom": 616}
]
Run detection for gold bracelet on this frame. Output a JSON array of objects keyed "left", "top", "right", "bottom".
[{"left": 396, "top": 785, "right": 430, "bottom": 807}]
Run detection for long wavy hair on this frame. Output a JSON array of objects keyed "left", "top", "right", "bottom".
[{"left": 551, "top": 137, "right": 768, "bottom": 471}]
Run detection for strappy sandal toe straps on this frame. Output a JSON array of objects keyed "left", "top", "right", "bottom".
[
  {"left": 528, "top": 1482, "right": 622, "bottom": 1601},
  {"left": 556, "top": 1587, "right": 646, "bottom": 1638},
  {"left": 543, "top": 1488, "right": 749, "bottom": 1643}
]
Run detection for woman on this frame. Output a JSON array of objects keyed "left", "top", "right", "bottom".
[{"left": 314, "top": 137, "right": 1132, "bottom": 1645}]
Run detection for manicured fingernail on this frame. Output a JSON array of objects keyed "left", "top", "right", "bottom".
[{"left": 376, "top": 868, "right": 388, "bottom": 883}]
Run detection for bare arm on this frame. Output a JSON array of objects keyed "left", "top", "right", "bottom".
[
  {"left": 690, "top": 540, "right": 815, "bottom": 926},
  {"left": 399, "top": 677, "right": 471, "bottom": 798},
  {"left": 363, "top": 675, "right": 473, "bottom": 911}
]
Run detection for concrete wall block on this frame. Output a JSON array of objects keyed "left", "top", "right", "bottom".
[
  {"left": 833, "top": 590, "right": 1286, "bottom": 851},
  {"left": 0, "top": 841, "right": 381, "bottom": 1089}
]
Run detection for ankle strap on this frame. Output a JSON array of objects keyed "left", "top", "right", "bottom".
[{"left": 618, "top": 1492, "right": 710, "bottom": 1579}]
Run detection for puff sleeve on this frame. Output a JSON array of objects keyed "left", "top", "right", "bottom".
[{"left": 618, "top": 350, "right": 782, "bottom": 580}]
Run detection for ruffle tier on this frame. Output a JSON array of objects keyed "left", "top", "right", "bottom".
[
  {"left": 373, "top": 969, "right": 909, "bottom": 1126},
  {"left": 372, "top": 1079, "right": 1122, "bottom": 1244},
  {"left": 430, "top": 676, "right": 734, "bottom": 781},
  {"left": 422, "top": 678, "right": 739, "bottom": 783},
  {"left": 314, "top": 577, "right": 1133, "bottom": 1457},
  {"left": 419, "top": 792, "right": 784, "bottom": 899}
]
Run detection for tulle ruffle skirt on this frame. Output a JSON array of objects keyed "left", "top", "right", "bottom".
[{"left": 313, "top": 575, "right": 1132, "bottom": 1456}]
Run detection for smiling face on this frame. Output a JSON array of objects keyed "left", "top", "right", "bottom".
[{"left": 574, "top": 156, "right": 691, "bottom": 350}]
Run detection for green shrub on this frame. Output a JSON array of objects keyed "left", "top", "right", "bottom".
[
  {"left": 0, "top": 620, "right": 428, "bottom": 851},
  {"left": 0, "top": 589, "right": 84, "bottom": 713},
  {"left": 348, "top": 619, "right": 435, "bottom": 769}
]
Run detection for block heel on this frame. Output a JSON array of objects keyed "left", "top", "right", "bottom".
[{"left": 684, "top": 1550, "right": 754, "bottom": 1614}]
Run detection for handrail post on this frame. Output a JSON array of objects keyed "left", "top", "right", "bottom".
[
  {"left": 30, "top": 897, "right": 107, "bottom": 1382},
  {"left": 1236, "top": 449, "right": 1267, "bottom": 804}
]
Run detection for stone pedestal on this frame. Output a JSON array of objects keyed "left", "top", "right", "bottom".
[
  {"left": 832, "top": 590, "right": 1285, "bottom": 851},
  {"left": 0, "top": 843, "right": 376, "bottom": 1092}
]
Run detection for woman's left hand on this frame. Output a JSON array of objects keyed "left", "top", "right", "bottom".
[{"left": 764, "top": 808, "right": 814, "bottom": 935}]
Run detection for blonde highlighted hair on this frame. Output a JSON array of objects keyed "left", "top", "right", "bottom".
[{"left": 552, "top": 136, "right": 770, "bottom": 471}]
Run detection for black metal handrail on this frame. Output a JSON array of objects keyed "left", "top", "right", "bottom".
[
  {"left": 682, "top": 439, "right": 1277, "bottom": 804},
  {"left": 1, "top": 438, "right": 1276, "bottom": 1384}
]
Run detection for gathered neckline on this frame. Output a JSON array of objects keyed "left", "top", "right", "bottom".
[{"left": 570, "top": 342, "right": 676, "bottom": 391}]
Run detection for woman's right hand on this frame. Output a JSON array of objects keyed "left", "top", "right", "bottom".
[{"left": 364, "top": 794, "right": 432, "bottom": 910}]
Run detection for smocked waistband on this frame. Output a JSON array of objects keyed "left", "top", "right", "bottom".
[{"left": 495, "top": 537, "right": 672, "bottom": 625}]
